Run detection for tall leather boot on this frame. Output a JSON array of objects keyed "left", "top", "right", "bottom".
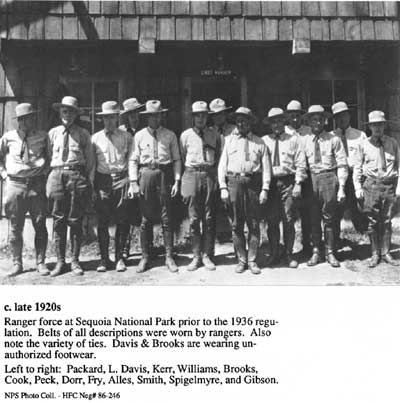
[
  {"left": 122, "top": 228, "right": 131, "bottom": 260},
  {"left": 51, "top": 225, "right": 67, "bottom": 277},
  {"left": 381, "top": 224, "right": 399, "bottom": 266},
  {"left": 97, "top": 226, "right": 112, "bottom": 272},
  {"left": 8, "top": 235, "right": 23, "bottom": 277},
  {"left": 163, "top": 227, "right": 178, "bottom": 273},
  {"left": 266, "top": 224, "right": 280, "bottom": 267},
  {"left": 35, "top": 229, "right": 49, "bottom": 276},
  {"left": 368, "top": 231, "right": 380, "bottom": 268},
  {"left": 115, "top": 224, "right": 129, "bottom": 272},
  {"left": 70, "top": 227, "right": 84, "bottom": 275},
  {"left": 233, "top": 231, "right": 247, "bottom": 273},
  {"left": 284, "top": 223, "right": 298, "bottom": 268},
  {"left": 247, "top": 232, "right": 261, "bottom": 275},
  {"left": 137, "top": 223, "right": 150, "bottom": 273},
  {"left": 202, "top": 223, "right": 216, "bottom": 271},
  {"left": 325, "top": 227, "right": 340, "bottom": 268}
]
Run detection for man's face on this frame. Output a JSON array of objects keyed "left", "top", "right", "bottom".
[
  {"left": 60, "top": 106, "right": 78, "bottom": 128},
  {"left": 127, "top": 111, "right": 140, "bottom": 130},
  {"left": 212, "top": 111, "right": 226, "bottom": 127},
  {"left": 369, "top": 122, "right": 385, "bottom": 138},
  {"left": 287, "top": 112, "right": 302, "bottom": 129},
  {"left": 193, "top": 112, "right": 208, "bottom": 130},
  {"left": 309, "top": 114, "right": 325, "bottom": 135},
  {"left": 270, "top": 117, "right": 285, "bottom": 136},
  {"left": 103, "top": 114, "right": 118, "bottom": 132},
  {"left": 18, "top": 114, "right": 35, "bottom": 133},
  {"left": 147, "top": 113, "right": 162, "bottom": 129},
  {"left": 236, "top": 115, "right": 251, "bottom": 135},
  {"left": 334, "top": 111, "right": 351, "bottom": 131}
]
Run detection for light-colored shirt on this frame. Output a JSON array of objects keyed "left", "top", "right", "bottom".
[
  {"left": 353, "top": 135, "right": 400, "bottom": 190},
  {"left": 332, "top": 126, "right": 367, "bottom": 169},
  {"left": 303, "top": 131, "right": 348, "bottom": 186},
  {"left": 180, "top": 127, "right": 221, "bottom": 168},
  {"left": 0, "top": 129, "right": 50, "bottom": 178},
  {"left": 262, "top": 132, "right": 307, "bottom": 184},
  {"left": 285, "top": 124, "right": 311, "bottom": 137},
  {"left": 129, "top": 126, "right": 181, "bottom": 181},
  {"left": 119, "top": 124, "right": 136, "bottom": 136},
  {"left": 218, "top": 129, "right": 272, "bottom": 190},
  {"left": 92, "top": 128, "right": 132, "bottom": 175},
  {"left": 48, "top": 124, "right": 95, "bottom": 179}
]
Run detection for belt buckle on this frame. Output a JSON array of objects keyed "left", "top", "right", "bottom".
[
  {"left": 150, "top": 162, "right": 159, "bottom": 170},
  {"left": 240, "top": 172, "right": 246, "bottom": 177},
  {"left": 110, "top": 172, "right": 118, "bottom": 178}
]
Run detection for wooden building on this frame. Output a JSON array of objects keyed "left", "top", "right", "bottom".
[{"left": 0, "top": 1, "right": 399, "bottom": 137}]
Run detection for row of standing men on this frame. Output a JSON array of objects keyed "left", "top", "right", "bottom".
[{"left": 0, "top": 96, "right": 399, "bottom": 277}]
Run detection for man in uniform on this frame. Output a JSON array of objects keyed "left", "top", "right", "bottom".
[
  {"left": 353, "top": 111, "right": 400, "bottom": 267},
  {"left": 331, "top": 101, "right": 368, "bottom": 247},
  {"left": 0, "top": 103, "right": 50, "bottom": 277},
  {"left": 180, "top": 101, "right": 221, "bottom": 271},
  {"left": 218, "top": 107, "right": 271, "bottom": 274},
  {"left": 128, "top": 100, "right": 182, "bottom": 273},
  {"left": 47, "top": 96, "right": 95, "bottom": 276},
  {"left": 119, "top": 97, "right": 145, "bottom": 259},
  {"left": 284, "top": 100, "right": 312, "bottom": 255},
  {"left": 262, "top": 107, "right": 307, "bottom": 268},
  {"left": 302, "top": 105, "right": 348, "bottom": 267},
  {"left": 92, "top": 101, "right": 132, "bottom": 272}
]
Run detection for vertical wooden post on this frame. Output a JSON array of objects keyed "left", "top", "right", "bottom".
[
  {"left": 182, "top": 76, "right": 191, "bottom": 130},
  {"left": 240, "top": 75, "right": 248, "bottom": 107}
]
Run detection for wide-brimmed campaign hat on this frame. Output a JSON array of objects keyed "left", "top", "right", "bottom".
[
  {"left": 332, "top": 101, "right": 350, "bottom": 116},
  {"left": 52, "top": 96, "right": 82, "bottom": 114},
  {"left": 140, "top": 100, "right": 168, "bottom": 115},
  {"left": 263, "top": 107, "right": 286, "bottom": 124},
  {"left": 13, "top": 103, "right": 37, "bottom": 119},
  {"left": 96, "top": 101, "right": 120, "bottom": 115},
  {"left": 303, "top": 105, "right": 332, "bottom": 120},
  {"left": 285, "top": 100, "right": 304, "bottom": 113},
  {"left": 233, "top": 106, "right": 256, "bottom": 121},
  {"left": 120, "top": 98, "right": 145, "bottom": 115},
  {"left": 209, "top": 98, "right": 232, "bottom": 114},
  {"left": 192, "top": 101, "right": 209, "bottom": 114},
  {"left": 365, "top": 110, "right": 389, "bottom": 124}
]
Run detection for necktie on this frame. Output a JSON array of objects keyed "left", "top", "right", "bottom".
[
  {"left": 218, "top": 126, "right": 223, "bottom": 136},
  {"left": 273, "top": 135, "right": 280, "bottom": 166},
  {"left": 341, "top": 130, "right": 349, "bottom": 157},
  {"left": 153, "top": 129, "right": 158, "bottom": 161},
  {"left": 20, "top": 133, "right": 29, "bottom": 164},
  {"left": 199, "top": 129, "right": 207, "bottom": 162},
  {"left": 314, "top": 135, "right": 321, "bottom": 164},
  {"left": 244, "top": 135, "right": 250, "bottom": 162},
  {"left": 62, "top": 128, "right": 69, "bottom": 162},
  {"left": 127, "top": 127, "right": 135, "bottom": 136},
  {"left": 375, "top": 138, "right": 387, "bottom": 172}
]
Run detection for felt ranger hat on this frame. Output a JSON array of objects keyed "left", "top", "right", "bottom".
[
  {"left": 52, "top": 96, "right": 82, "bottom": 114},
  {"left": 120, "top": 98, "right": 145, "bottom": 115},
  {"left": 233, "top": 106, "right": 256, "bottom": 122},
  {"left": 365, "top": 110, "right": 389, "bottom": 124},
  {"left": 96, "top": 101, "right": 120, "bottom": 115},
  {"left": 303, "top": 105, "right": 332, "bottom": 120},
  {"left": 209, "top": 98, "right": 232, "bottom": 114},
  {"left": 13, "top": 103, "right": 37, "bottom": 119},
  {"left": 263, "top": 107, "right": 286, "bottom": 124},
  {"left": 191, "top": 101, "right": 209, "bottom": 114},
  {"left": 285, "top": 100, "right": 304, "bottom": 113},
  {"left": 140, "top": 100, "right": 168, "bottom": 115},
  {"left": 331, "top": 101, "right": 350, "bottom": 116}
]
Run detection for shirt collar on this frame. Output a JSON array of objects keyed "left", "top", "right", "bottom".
[
  {"left": 193, "top": 126, "right": 206, "bottom": 136},
  {"left": 147, "top": 126, "right": 161, "bottom": 136}
]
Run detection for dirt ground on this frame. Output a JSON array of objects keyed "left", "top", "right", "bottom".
[{"left": 1, "top": 223, "right": 400, "bottom": 286}]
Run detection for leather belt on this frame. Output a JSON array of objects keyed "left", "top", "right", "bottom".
[
  {"left": 227, "top": 171, "right": 259, "bottom": 178},
  {"left": 365, "top": 176, "right": 397, "bottom": 185},
  {"left": 139, "top": 162, "right": 171, "bottom": 170},
  {"left": 9, "top": 175, "right": 45, "bottom": 185},
  {"left": 186, "top": 166, "right": 215, "bottom": 172},
  {"left": 53, "top": 165, "right": 84, "bottom": 171},
  {"left": 97, "top": 171, "right": 128, "bottom": 180},
  {"left": 311, "top": 168, "right": 336, "bottom": 175}
]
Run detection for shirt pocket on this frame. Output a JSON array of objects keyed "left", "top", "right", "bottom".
[{"left": 140, "top": 142, "right": 152, "bottom": 158}]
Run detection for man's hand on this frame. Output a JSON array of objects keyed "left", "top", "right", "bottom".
[
  {"left": 355, "top": 188, "right": 364, "bottom": 200},
  {"left": 171, "top": 181, "right": 180, "bottom": 197},
  {"left": 0, "top": 170, "right": 7, "bottom": 180},
  {"left": 259, "top": 189, "right": 268, "bottom": 205},
  {"left": 292, "top": 183, "right": 301, "bottom": 198},
  {"left": 337, "top": 186, "right": 346, "bottom": 203},
  {"left": 128, "top": 181, "right": 140, "bottom": 199},
  {"left": 221, "top": 188, "right": 230, "bottom": 203},
  {"left": 396, "top": 186, "right": 400, "bottom": 198}
]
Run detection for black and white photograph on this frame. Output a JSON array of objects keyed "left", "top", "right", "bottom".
[{"left": 0, "top": 0, "right": 399, "bottom": 287}]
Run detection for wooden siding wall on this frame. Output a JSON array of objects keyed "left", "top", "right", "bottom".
[{"left": 0, "top": 1, "right": 399, "bottom": 42}]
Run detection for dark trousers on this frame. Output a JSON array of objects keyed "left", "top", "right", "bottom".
[
  {"left": 181, "top": 168, "right": 217, "bottom": 258},
  {"left": 5, "top": 177, "right": 48, "bottom": 265},
  {"left": 226, "top": 174, "right": 261, "bottom": 264},
  {"left": 94, "top": 172, "right": 130, "bottom": 261},
  {"left": 138, "top": 165, "right": 174, "bottom": 258},
  {"left": 265, "top": 175, "right": 296, "bottom": 256},
  {"left": 310, "top": 171, "right": 338, "bottom": 249},
  {"left": 299, "top": 172, "right": 312, "bottom": 250},
  {"left": 47, "top": 168, "right": 90, "bottom": 261},
  {"left": 334, "top": 170, "right": 368, "bottom": 242}
]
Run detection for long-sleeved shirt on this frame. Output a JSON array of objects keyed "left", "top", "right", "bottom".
[
  {"left": 48, "top": 124, "right": 95, "bottom": 180},
  {"left": 129, "top": 126, "right": 181, "bottom": 181},
  {"left": 332, "top": 126, "right": 367, "bottom": 169},
  {"left": 353, "top": 135, "right": 400, "bottom": 190},
  {"left": 92, "top": 128, "right": 132, "bottom": 174},
  {"left": 303, "top": 131, "right": 348, "bottom": 186},
  {"left": 262, "top": 132, "right": 307, "bottom": 184},
  {"left": 218, "top": 129, "right": 272, "bottom": 190},
  {"left": 180, "top": 127, "right": 221, "bottom": 168},
  {"left": 0, "top": 129, "right": 50, "bottom": 178}
]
